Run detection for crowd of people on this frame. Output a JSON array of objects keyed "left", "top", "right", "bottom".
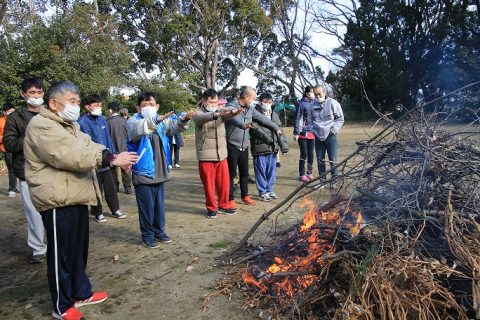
[{"left": 0, "top": 77, "right": 343, "bottom": 320}]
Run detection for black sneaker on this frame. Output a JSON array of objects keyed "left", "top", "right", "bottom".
[
  {"left": 218, "top": 207, "right": 237, "bottom": 216},
  {"left": 155, "top": 234, "right": 173, "bottom": 244},
  {"left": 205, "top": 210, "right": 218, "bottom": 219},
  {"left": 276, "top": 162, "right": 281, "bottom": 168},
  {"left": 125, "top": 187, "right": 132, "bottom": 194},
  {"left": 142, "top": 239, "right": 160, "bottom": 249}
]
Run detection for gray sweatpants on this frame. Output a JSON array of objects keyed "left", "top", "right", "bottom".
[{"left": 20, "top": 181, "right": 47, "bottom": 256}]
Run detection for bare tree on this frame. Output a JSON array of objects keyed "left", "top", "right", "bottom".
[
  {"left": 244, "top": 0, "right": 347, "bottom": 99},
  {"left": 116, "top": 0, "right": 272, "bottom": 90}
]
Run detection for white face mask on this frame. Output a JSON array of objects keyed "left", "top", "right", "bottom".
[
  {"left": 260, "top": 103, "right": 272, "bottom": 111},
  {"left": 27, "top": 97, "right": 44, "bottom": 107},
  {"left": 141, "top": 106, "right": 157, "bottom": 119},
  {"left": 317, "top": 96, "right": 326, "bottom": 103},
  {"left": 308, "top": 92, "right": 315, "bottom": 99},
  {"left": 205, "top": 105, "right": 218, "bottom": 112},
  {"left": 58, "top": 103, "right": 80, "bottom": 122},
  {"left": 90, "top": 108, "right": 102, "bottom": 116}
]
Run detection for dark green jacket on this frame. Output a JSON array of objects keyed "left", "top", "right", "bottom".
[{"left": 3, "top": 105, "right": 37, "bottom": 181}]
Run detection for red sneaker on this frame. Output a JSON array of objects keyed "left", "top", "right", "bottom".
[
  {"left": 229, "top": 200, "right": 237, "bottom": 209},
  {"left": 75, "top": 291, "right": 109, "bottom": 307},
  {"left": 52, "top": 307, "right": 84, "bottom": 320},
  {"left": 242, "top": 196, "right": 256, "bottom": 206}
]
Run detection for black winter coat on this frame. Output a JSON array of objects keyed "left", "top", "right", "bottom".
[
  {"left": 250, "top": 107, "right": 288, "bottom": 156},
  {"left": 3, "top": 106, "right": 37, "bottom": 181}
]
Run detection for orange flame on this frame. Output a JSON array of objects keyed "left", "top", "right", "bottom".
[
  {"left": 299, "top": 197, "right": 317, "bottom": 232},
  {"left": 348, "top": 212, "right": 364, "bottom": 235},
  {"left": 242, "top": 272, "right": 267, "bottom": 292},
  {"left": 297, "top": 274, "right": 315, "bottom": 288},
  {"left": 274, "top": 278, "right": 295, "bottom": 298},
  {"left": 274, "top": 257, "right": 284, "bottom": 264},
  {"left": 268, "top": 264, "right": 281, "bottom": 273},
  {"left": 242, "top": 197, "right": 366, "bottom": 300}
]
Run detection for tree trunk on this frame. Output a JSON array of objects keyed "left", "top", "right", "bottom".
[
  {"left": 93, "top": 0, "right": 99, "bottom": 16},
  {"left": 0, "top": 0, "right": 7, "bottom": 26},
  {"left": 210, "top": 39, "right": 219, "bottom": 89},
  {"left": 29, "top": 0, "right": 34, "bottom": 17},
  {"left": 204, "top": 41, "right": 212, "bottom": 89}
]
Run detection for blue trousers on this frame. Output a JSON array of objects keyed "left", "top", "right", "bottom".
[
  {"left": 41, "top": 205, "right": 92, "bottom": 314},
  {"left": 315, "top": 133, "right": 338, "bottom": 177},
  {"left": 134, "top": 183, "right": 167, "bottom": 242},
  {"left": 253, "top": 153, "right": 277, "bottom": 195}
]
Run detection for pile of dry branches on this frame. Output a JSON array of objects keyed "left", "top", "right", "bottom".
[{"left": 206, "top": 86, "right": 480, "bottom": 319}]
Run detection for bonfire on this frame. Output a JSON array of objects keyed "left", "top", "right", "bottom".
[{"left": 203, "top": 83, "right": 480, "bottom": 320}]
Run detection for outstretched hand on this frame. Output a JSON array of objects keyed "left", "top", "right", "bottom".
[
  {"left": 244, "top": 122, "right": 254, "bottom": 129},
  {"left": 114, "top": 151, "right": 139, "bottom": 171},
  {"left": 185, "top": 109, "right": 196, "bottom": 120},
  {"left": 157, "top": 111, "right": 175, "bottom": 122},
  {"left": 179, "top": 109, "right": 195, "bottom": 124},
  {"left": 230, "top": 108, "right": 244, "bottom": 116}
]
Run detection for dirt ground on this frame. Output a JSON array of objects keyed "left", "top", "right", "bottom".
[{"left": 0, "top": 125, "right": 376, "bottom": 320}]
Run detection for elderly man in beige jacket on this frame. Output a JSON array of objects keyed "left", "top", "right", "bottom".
[{"left": 24, "top": 82, "right": 138, "bottom": 320}]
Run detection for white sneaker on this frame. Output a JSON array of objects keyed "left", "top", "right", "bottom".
[
  {"left": 8, "top": 191, "right": 15, "bottom": 198},
  {"left": 268, "top": 192, "right": 278, "bottom": 199},
  {"left": 94, "top": 214, "right": 107, "bottom": 223},
  {"left": 111, "top": 210, "right": 127, "bottom": 219},
  {"left": 174, "top": 164, "right": 181, "bottom": 168},
  {"left": 260, "top": 193, "right": 272, "bottom": 202},
  {"left": 168, "top": 165, "right": 173, "bottom": 170}
]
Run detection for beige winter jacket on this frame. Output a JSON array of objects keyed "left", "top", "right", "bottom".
[
  {"left": 24, "top": 107, "right": 104, "bottom": 212},
  {"left": 193, "top": 107, "right": 234, "bottom": 162}
]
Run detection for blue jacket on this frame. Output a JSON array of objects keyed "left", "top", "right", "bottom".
[
  {"left": 294, "top": 98, "right": 314, "bottom": 135},
  {"left": 78, "top": 115, "right": 116, "bottom": 153},
  {"left": 126, "top": 113, "right": 187, "bottom": 178}
]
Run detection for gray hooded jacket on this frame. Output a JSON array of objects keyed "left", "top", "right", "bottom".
[{"left": 311, "top": 97, "right": 344, "bottom": 141}]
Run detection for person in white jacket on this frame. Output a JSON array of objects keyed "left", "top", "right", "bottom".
[{"left": 311, "top": 85, "right": 344, "bottom": 180}]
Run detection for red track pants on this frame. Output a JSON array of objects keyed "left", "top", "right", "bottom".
[{"left": 199, "top": 159, "right": 230, "bottom": 211}]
